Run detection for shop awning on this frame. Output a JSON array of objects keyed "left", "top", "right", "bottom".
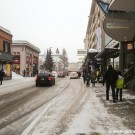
[
  {"left": 95, "top": 48, "right": 119, "bottom": 59},
  {"left": 0, "top": 52, "right": 13, "bottom": 62}
]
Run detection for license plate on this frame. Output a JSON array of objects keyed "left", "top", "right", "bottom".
[{"left": 41, "top": 78, "right": 44, "bottom": 80}]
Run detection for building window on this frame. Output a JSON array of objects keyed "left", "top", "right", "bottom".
[
  {"left": 3, "top": 41, "right": 10, "bottom": 53},
  {"left": 127, "top": 43, "right": 133, "bottom": 50}
]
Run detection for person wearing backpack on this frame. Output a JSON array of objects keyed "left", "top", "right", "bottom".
[
  {"left": 103, "top": 65, "right": 118, "bottom": 103},
  {"left": 91, "top": 69, "right": 97, "bottom": 87},
  {"left": 116, "top": 71, "right": 124, "bottom": 102}
]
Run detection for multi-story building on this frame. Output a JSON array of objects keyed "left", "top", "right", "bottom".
[
  {"left": 11, "top": 40, "right": 40, "bottom": 76},
  {"left": 84, "top": 0, "right": 119, "bottom": 73},
  {"left": 0, "top": 26, "right": 13, "bottom": 79}
]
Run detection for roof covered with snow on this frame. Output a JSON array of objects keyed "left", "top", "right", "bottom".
[
  {"left": 88, "top": 48, "right": 98, "bottom": 52},
  {"left": 0, "top": 26, "right": 12, "bottom": 36},
  {"left": 12, "top": 40, "right": 41, "bottom": 53}
]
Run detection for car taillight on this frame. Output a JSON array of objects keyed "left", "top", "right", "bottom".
[{"left": 48, "top": 76, "right": 52, "bottom": 80}]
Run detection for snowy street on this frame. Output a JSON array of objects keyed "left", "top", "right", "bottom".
[{"left": 0, "top": 73, "right": 135, "bottom": 135}]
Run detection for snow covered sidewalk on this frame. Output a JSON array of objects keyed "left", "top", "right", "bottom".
[{"left": 0, "top": 72, "right": 35, "bottom": 95}]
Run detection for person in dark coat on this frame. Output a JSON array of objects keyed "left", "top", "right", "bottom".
[
  {"left": 85, "top": 72, "right": 91, "bottom": 87},
  {"left": 103, "top": 65, "right": 118, "bottom": 103},
  {"left": 0, "top": 69, "right": 5, "bottom": 85},
  {"left": 23, "top": 70, "right": 26, "bottom": 77},
  {"left": 91, "top": 69, "right": 97, "bottom": 87},
  {"left": 82, "top": 69, "right": 86, "bottom": 83}
]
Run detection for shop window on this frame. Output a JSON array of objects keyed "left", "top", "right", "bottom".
[
  {"left": 6, "top": 64, "right": 11, "bottom": 76},
  {"left": 127, "top": 43, "right": 133, "bottom": 50},
  {"left": 3, "top": 41, "right": 10, "bottom": 53}
]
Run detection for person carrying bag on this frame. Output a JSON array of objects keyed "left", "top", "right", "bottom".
[{"left": 116, "top": 71, "right": 124, "bottom": 102}]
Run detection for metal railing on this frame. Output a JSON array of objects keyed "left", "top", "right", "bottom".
[{"left": 123, "top": 64, "right": 135, "bottom": 84}]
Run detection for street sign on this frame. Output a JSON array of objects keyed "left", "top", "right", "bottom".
[{"left": 77, "top": 49, "right": 87, "bottom": 56}]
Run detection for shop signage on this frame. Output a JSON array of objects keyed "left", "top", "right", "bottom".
[{"left": 12, "top": 55, "right": 20, "bottom": 64}]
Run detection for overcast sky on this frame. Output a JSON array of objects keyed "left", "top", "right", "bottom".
[{"left": 0, "top": 0, "right": 91, "bottom": 62}]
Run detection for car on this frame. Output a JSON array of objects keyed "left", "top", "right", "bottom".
[
  {"left": 69, "top": 72, "right": 79, "bottom": 79},
  {"left": 35, "top": 72, "right": 55, "bottom": 86},
  {"left": 51, "top": 71, "right": 57, "bottom": 78},
  {"left": 57, "top": 72, "right": 65, "bottom": 77}
]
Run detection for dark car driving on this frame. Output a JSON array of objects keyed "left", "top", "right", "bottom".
[{"left": 35, "top": 72, "right": 55, "bottom": 86}]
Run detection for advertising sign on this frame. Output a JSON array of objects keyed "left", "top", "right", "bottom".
[{"left": 95, "top": 27, "right": 102, "bottom": 52}]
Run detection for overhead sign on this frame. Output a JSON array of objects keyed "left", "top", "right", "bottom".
[{"left": 77, "top": 49, "right": 87, "bottom": 56}]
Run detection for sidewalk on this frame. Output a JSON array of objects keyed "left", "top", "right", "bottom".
[
  {"left": 96, "top": 84, "right": 135, "bottom": 133},
  {"left": 0, "top": 75, "right": 35, "bottom": 95}
]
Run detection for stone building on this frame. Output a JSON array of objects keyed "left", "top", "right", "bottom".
[{"left": 11, "top": 40, "right": 40, "bottom": 76}]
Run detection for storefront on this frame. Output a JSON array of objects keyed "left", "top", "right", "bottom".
[
  {"left": 26, "top": 53, "right": 32, "bottom": 76},
  {"left": 0, "top": 51, "right": 13, "bottom": 79},
  {"left": 0, "top": 26, "right": 13, "bottom": 80},
  {"left": 95, "top": 48, "right": 119, "bottom": 73},
  {"left": 120, "top": 41, "right": 135, "bottom": 72},
  {"left": 12, "top": 55, "right": 20, "bottom": 74},
  {"left": 11, "top": 40, "right": 40, "bottom": 76}
]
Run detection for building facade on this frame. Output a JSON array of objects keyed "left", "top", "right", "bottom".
[
  {"left": 0, "top": 26, "right": 13, "bottom": 79},
  {"left": 84, "top": 0, "right": 119, "bottom": 73},
  {"left": 11, "top": 40, "right": 40, "bottom": 76}
]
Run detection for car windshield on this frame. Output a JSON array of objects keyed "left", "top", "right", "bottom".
[{"left": 38, "top": 73, "right": 49, "bottom": 77}]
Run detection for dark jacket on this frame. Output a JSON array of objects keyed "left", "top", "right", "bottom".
[
  {"left": 85, "top": 73, "right": 91, "bottom": 80},
  {"left": 103, "top": 67, "right": 118, "bottom": 84},
  {"left": 0, "top": 70, "right": 5, "bottom": 80}
]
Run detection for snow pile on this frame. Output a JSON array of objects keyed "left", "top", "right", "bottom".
[{"left": 12, "top": 72, "right": 24, "bottom": 79}]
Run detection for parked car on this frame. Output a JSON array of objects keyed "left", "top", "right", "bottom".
[
  {"left": 70, "top": 72, "right": 79, "bottom": 79},
  {"left": 35, "top": 72, "right": 55, "bottom": 86},
  {"left": 51, "top": 71, "right": 57, "bottom": 78},
  {"left": 57, "top": 72, "right": 65, "bottom": 77}
]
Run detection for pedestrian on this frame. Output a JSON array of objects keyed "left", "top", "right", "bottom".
[
  {"left": 82, "top": 69, "right": 86, "bottom": 83},
  {"left": 23, "top": 70, "right": 26, "bottom": 77},
  {"left": 91, "top": 69, "right": 97, "bottom": 87},
  {"left": 96, "top": 69, "right": 101, "bottom": 83},
  {"left": 85, "top": 72, "right": 91, "bottom": 87},
  {"left": 116, "top": 71, "right": 124, "bottom": 102},
  {"left": 103, "top": 65, "right": 118, "bottom": 103},
  {"left": 0, "top": 69, "right": 5, "bottom": 85}
]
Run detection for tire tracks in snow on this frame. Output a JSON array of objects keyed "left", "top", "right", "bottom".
[{"left": 26, "top": 79, "right": 90, "bottom": 135}]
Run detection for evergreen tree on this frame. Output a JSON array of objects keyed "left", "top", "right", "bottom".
[
  {"left": 56, "top": 48, "right": 60, "bottom": 54},
  {"left": 61, "top": 48, "right": 68, "bottom": 71},
  {"left": 44, "top": 49, "right": 54, "bottom": 72}
]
